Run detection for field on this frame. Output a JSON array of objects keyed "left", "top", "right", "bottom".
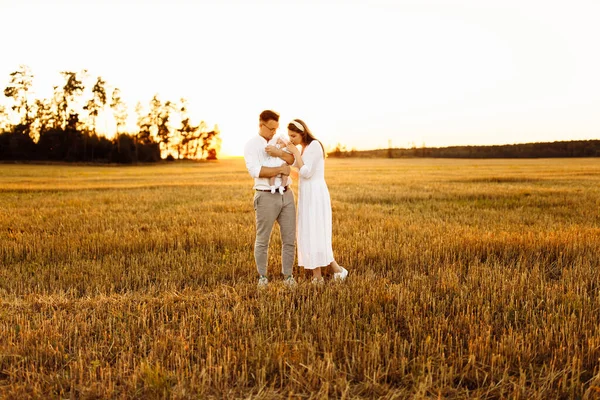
[{"left": 1, "top": 158, "right": 599, "bottom": 399}]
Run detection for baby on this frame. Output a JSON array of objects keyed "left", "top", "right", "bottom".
[{"left": 263, "top": 134, "right": 290, "bottom": 194}]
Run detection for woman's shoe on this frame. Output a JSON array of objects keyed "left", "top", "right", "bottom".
[
  {"left": 333, "top": 267, "right": 348, "bottom": 281},
  {"left": 311, "top": 277, "right": 325, "bottom": 285}
]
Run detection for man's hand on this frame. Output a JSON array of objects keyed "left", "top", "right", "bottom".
[
  {"left": 266, "top": 144, "right": 295, "bottom": 165},
  {"left": 279, "top": 164, "right": 291, "bottom": 176},
  {"left": 265, "top": 145, "right": 282, "bottom": 157}
]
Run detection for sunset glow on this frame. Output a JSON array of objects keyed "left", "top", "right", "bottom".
[{"left": 1, "top": 0, "right": 599, "bottom": 156}]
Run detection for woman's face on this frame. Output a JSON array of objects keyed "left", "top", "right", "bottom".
[{"left": 288, "top": 129, "right": 303, "bottom": 145}]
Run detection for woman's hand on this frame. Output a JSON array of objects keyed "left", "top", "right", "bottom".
[{"left": 286, "top": 143, "right": 300, "bottom": 156}]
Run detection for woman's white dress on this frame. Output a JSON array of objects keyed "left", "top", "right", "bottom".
[{"left": 296, "top": 141, "right": 334, "bottom": 269}]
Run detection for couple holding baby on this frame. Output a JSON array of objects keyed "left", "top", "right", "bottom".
[{"left": 244, "top": 109, "right": 349, "bottom": 287}]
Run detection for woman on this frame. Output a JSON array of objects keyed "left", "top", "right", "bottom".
[{"left": 285, "top": 119, "right": 348, "bottom": 284}]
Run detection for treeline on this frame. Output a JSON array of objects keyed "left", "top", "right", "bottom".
[
  {"left": 328, "top": 140, "right": 600, "bottom": 159},
  {"left": 0, "top": 65, "right": 220, "bottom": 163}
]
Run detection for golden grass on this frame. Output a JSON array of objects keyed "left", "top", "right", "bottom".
[{"left": 1, "top": 158, "right": 599, "bottom": 399}]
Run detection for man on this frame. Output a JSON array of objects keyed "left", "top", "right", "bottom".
[{"left": 244, "top": 110, "right": 296, "bottom": 287}]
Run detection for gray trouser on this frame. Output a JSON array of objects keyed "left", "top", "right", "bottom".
[{"left": 253, "top": 190, "right": 296, "bottom": 277}]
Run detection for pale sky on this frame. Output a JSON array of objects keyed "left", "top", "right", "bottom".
[{"left": 1, "top": 0, "right": 599, "bottom": 156}]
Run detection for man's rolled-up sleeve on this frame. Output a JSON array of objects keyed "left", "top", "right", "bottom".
[{"left": 244, "top": 143, "right": 262, "bottom": 178}]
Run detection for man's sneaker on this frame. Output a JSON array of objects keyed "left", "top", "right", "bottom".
[
  {"left": 257, "top": 276, "right": 268, "bottom": 288},
  {"left": 283, "top": 275, "right": 297, "bottom": 287},
  {"left": 311, "top": 277, "right": 325, "bottom": 285},
  {"left": 333, "top": 267, "right": 348, "bottom": 282}
]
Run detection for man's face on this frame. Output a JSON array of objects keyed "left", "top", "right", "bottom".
[{"left": 259, "top": 120, "right": 279, "bottom": 140}]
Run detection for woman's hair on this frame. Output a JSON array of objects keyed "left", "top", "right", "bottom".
[{"left": 287, "top": 119, "right": 325, "bottom": 156}]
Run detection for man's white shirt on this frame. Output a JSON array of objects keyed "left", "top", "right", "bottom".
[{"left": 244, "top": 134, "right": 293, "bottom": 191}]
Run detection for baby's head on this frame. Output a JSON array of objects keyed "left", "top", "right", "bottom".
[
  {"left": 277, "top": 132, "right": 290, "bottom": 145},
  {"left": 276, "top": 137, "right": 289, "bottom": 148}
]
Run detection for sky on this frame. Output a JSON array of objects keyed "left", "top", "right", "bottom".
[{"left": 1, "top": 0, "right": 599, "bottom": 156}]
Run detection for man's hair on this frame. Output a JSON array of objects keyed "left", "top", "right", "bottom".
[{"left": 259, "top": 110, "right": 280, "bottom": 123}]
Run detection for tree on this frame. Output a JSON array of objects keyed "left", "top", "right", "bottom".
[
  {"left": 83, "top": 76, "right": 107, "bottom": 135},
  {"left": 146, "top": 95, "right": 173, "bottom": 158},
  {"left": 49, "top": 86, "right": 63, "bottom": 130},
  {"left": 196, "top": 125, "right": 219, "bottom": 160},
  {"left": 1, "top": 65, "right": 220, "bottom": 163},
  {"left": 175, "top": 98, "right": 199, "bottom": 159},
  {"left": 57, "top": 70, "right": 86, "bottom": 129},
  {"left": 157, "top": 100, "right": 173, "bottom": 157},
  {"left": 32, "top": 99, "right": 54, "bottom": 140},
  {"left": 135, "top": 101, "right": 152, "bottom": 145},
  {"left": 207, "top": 148, "right": 218, "bottom": 160},
  {"left": 0, "top": 105, "right": 9, "bottom": 132},
  {"left": 110, "top": 88, "right": 128, "bottom": 136},
  {"left": 207, "top": 124, "right": 221, "bottom": 159},
  {"left": 3, "top": 65, "right": 35, "bottom": 135},
  {"left": 186, "top": 120, "right": 207, "bottom": 159},
  {"left": 328, "top": 143, "right": 347, "bottom": 158},
  {"left": 83, "top": 76, "right": 107, "bottom": 158},
  {"left": 148, "top": 94, "right": 161, "bottom": 138}
]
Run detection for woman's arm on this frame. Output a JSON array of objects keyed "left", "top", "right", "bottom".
[
  {"left": 285, "top": 142, "right": 303, "bottom": 169},
  {"left": 289, "top": 147, "right": 304, "bottom": 170},
  {"left": 286, "top": 142, "right": 320, "bottom": 179}
]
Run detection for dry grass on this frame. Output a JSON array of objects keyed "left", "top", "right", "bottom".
[{"left": 1, "top": 158, "right": 599, "bottom": 399}]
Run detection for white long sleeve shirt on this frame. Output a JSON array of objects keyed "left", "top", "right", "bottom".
[{"left": 244, "top": 134, "right": 293, "bottom": 190}]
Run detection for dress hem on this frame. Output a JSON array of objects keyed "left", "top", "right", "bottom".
[{"left": 298, "top": 259, "right": 335, "bottom": 270}]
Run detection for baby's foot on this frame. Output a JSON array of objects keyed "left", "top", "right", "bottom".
[
  {"left": 270, "top": 186, "right": 276, "bottom": 194},
  {"left": 278, "top": 186, "right": 284, "bottom": 195}
]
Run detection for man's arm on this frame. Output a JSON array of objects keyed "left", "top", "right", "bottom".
[
  {"left": 265, "top": 145, "right": 295, "bottom": 165},
  {"left": 279, "top": 151, "right": 295, "bottom": 165},
  {"left": 259, "top": 164, "right": 290, "bottom": 178}
]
